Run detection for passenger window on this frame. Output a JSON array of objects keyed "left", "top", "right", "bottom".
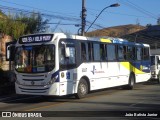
[
  {"left": 136, "top": 47, "right": 142, "bottom": 60},
  {"left": 68, "top": 47, "right": 76, "bottom": 64},
  {"left": 93, "top": 43, "right": 100, "bottom": 61},
  {"left": 81, "top": 43, "right": 87, "bottom": 61},
  {"left": 60, "top": 46, "right": 75, "bottom": 65},
  {"left": 118, "top": 46, "right": 127, "bottom": 60},
  {"left": 107, "top": 44, "right": 116, "bottom": 61},
  {"left": 127, "top": 46, "right": 134, "bottom": 60},
  {"left": 59, "top": 44, "right": 76, "bottom": 70}
]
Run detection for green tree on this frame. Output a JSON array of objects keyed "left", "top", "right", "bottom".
[
  {"left": 0, "top": 12, "right": 26, "bottom": 39},
  {"left": 0, "top": 11, "right": 50, "bottom": 39},
  {"left": 19, "top": 12, "right": 49, "bottom": 34}
]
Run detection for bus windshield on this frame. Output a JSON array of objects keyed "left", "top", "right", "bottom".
[{"left": 15, "top": 44, "right": 55, "bottom": 73}]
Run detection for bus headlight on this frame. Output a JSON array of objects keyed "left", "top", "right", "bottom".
[
  {"left": 15, "top": 80, "right": 20, "bottom": 85},
  {"left": 47, "top": 77, "right": 57, "bottom": 85}
]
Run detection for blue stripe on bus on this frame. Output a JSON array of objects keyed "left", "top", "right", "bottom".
[
  {"left": 51, "top": 70, "right": 59, "bottom": 82},
  {"left": 121, "top": 61, "right": 150, "bottom": 74},
  {"left": 131, "top": 60, "right": 150, "bottom": 73}
]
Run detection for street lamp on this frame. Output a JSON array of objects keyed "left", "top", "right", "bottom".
[{"left": 86, "top": 3, "right": 120, "bottom": 33}]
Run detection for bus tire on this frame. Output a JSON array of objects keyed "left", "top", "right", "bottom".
[
  {"left": 123, "top": 74, "right": 135, "bottom": 90},
  {"left": 127, "top": 74, "right": 135, "bottom": 90},
  {"left": 75, "top": 79, "right": 88, "bottom": 99}
]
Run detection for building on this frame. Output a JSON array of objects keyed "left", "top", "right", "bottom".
[{"left": 0, "top": 33, "right": 12, "bottom": 70}]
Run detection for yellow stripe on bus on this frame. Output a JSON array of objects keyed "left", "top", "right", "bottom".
[
  {"left": 100, "top": 38, "right": 112, "bottom": 43},
  {"left": 120, "top": 62, "right": 145, "bottom": 74}
]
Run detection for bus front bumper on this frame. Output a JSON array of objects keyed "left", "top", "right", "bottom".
[{"left": 15, "top": 83, "right": 59, "bottom": 96}]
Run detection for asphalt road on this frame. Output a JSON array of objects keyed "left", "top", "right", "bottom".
[{"left": 0, "top": 80, "right": 160, "bottom": 120}]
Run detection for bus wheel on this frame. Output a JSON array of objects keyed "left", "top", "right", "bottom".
[
  {"left": 75, "top": 79, "right": 88, "bottom": 99},
  {"left": 127, "top": 74, "right": 135, "bottom": 90},
  {"left": 123, "top": 74, "right": 135, "bottom": 90}
]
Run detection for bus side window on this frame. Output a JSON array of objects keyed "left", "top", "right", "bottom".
[
  {"left": 59, "top": 46, "right": 65, "bottom": 64},
  {"left": 107, "top": 44, "right": 116, "bottom": 61},
  {"left": 136, "top": 47, "right": 142, "bottom": 61},
  {"left": 133, "top": 47, "right": 136, "bottom": 60},
  {"left": 93, "top": 43, "right": 100, "bottom": 61},
  {"left": 59, "top": 45, "right": 76, "bottom": 68},
  {"left": 127, "top": 46, "right": 134, "bottom": 60},
  {"left": 81, "top": 43, "right": 87, "bottom": 61},
  {"left": 118, "top": 45, "right": 126, "bottom": 61},
  {"left": 68, "top": 47, "right": 76, "bottom": 64}
]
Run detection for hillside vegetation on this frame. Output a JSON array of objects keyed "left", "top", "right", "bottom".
[{"left": 86, "top": 24, "right": 146, "bottom": 38}]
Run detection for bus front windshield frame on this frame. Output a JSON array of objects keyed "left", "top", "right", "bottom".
[{"left": 15, "top": 44, "right": 55, "bottom": 73}]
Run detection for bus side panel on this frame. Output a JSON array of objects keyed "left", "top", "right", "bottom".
[
  {"left": 132, "top": 60, "right": 151, "bottom": 83},
  {"left": 118, "top": 62, "right": 130, "bottom": 84},
  {"left": 139, "top": 60, "right": 151, "bottom": 82},
  {"left": 78, "top": 62, "right": 129, "bottom": 91},
  {"left": 58, "top": 69, "right": 77, "bottom": 95},
  {"left": 89, "top": 62, "right": 119, "bottom": 90}
]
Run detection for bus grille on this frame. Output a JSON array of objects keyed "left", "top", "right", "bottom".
[
  {"left": 22, "top": 74, "right": 45, "bottom": 81},
  {"left": 19, "top": 87, "right": 49, "bottom": 93}
]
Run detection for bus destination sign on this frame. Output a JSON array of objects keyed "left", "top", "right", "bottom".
[{"left": 19, "top": 34, "right": 53, "bottom": 44}]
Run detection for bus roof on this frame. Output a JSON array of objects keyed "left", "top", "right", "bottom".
[
  {"left": 18, "top": 32, "right": 150, "bottom": 47},
  {"left": 70, "top": 34, "right": 150, "bottom": 47}
]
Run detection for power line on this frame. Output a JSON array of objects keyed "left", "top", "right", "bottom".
[
  {"left": 119, "top": 0, "right": 158, "bottom": 20},
  {"left": 1, "top": 3, "right": 159, "bottom": 46},
  {"left": 0, "top": 4, "right": 105, "bottom": 31},
  {"left": 88, "top": 8, "right": 155, "bottom": 19},
  {"left": 0, "top": 0, "right": 78, "bottom": 18},
  {"left": 0, "top": 5, "right": 81, "bottom": 22},
  {"left": 126, "top": 0, "right": 158, "bottom": 18}
]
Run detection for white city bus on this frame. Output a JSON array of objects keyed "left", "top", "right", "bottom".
[{"left": 13, "top": 33, "right": 151, "bottom": 98}]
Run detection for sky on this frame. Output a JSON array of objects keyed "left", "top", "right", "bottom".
[{"left": 0, "top": 0, "right": 160, "bottom": 34}]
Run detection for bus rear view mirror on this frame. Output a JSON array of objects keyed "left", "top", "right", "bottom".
[{"left": 6, "top": 41, "right": 16, "bottom": 61}]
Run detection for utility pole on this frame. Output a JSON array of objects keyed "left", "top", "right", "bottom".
[{"left": 81, "top": 0, "right": 86, "bottom": 36}]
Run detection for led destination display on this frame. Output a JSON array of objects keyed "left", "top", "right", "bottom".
[{"left": 19, "top": 34, "right": 53, "bottom": 44}]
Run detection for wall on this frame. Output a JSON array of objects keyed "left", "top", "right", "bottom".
[{"left": 0, "top": 34, "right": 12, "bottom": 71}]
